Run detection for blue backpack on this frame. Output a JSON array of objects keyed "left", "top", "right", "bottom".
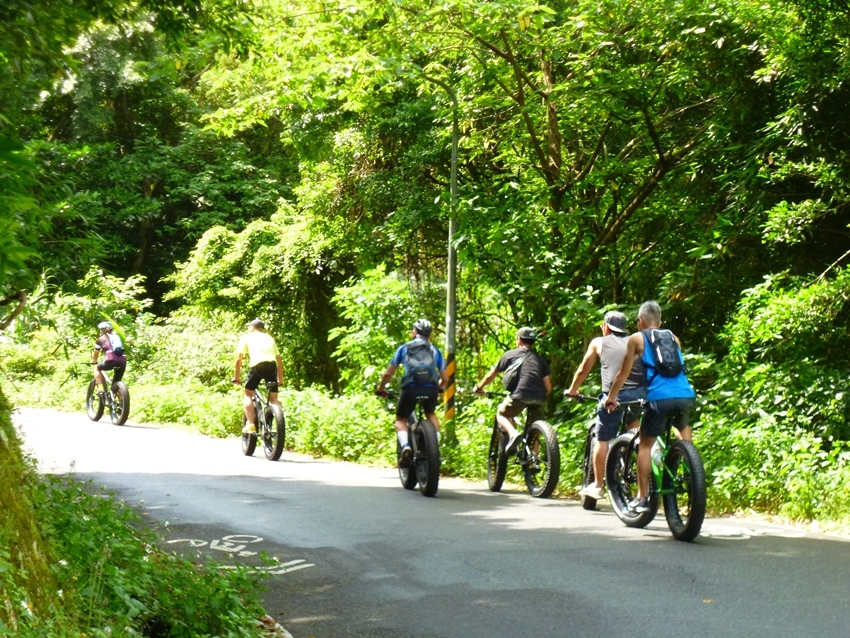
[{"left": 401, "top": 340, "right": 440, "bottom": 386}]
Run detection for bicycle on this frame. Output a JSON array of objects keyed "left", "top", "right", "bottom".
[
  {"left": 568, "top": 393, "right": 641, "bottom": 511},
  {"left": 240, "top": 380, "right": 286, "bottom": 461},
  {"left": 383, "top": 390, "right": 440, "bottom": 497},
  {"left": 485, "top": 393, "right": 560, "bottom": 498},
  {"left": 85, "top": 366, "right": 130, "bottom": 426},
  {"left": 605, "top": 408, "right": 707, "bottom": 541}
]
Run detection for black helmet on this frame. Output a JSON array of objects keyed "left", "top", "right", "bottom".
[{"left": 413, "top": 318, "right": 432, "bottom": 337}]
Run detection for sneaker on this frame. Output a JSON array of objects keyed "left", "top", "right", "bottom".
[
  {"left": 580, "top": 484, "right": 605, "bottom": 501},
  {"left": 628, "top": 496, "right": 649, "bottom": 513},
  {"left": 505, "top": 432, "right": 522, "bottom": 456},
  {"left": 399, "top": 445, "right": 413, "bottom": 468},
  {"left": 242, "top": 423, "right": 257, "bottom": 435}
]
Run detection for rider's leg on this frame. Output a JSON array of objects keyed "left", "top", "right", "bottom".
[
  {"left": 592, "top": 440, "right": 609, "bottom": 489},
  {"left": 394, "top": 417, "right": 410, "bottom": 446},
  {"left": 94, "top": 366, "right": 106, "bottom": 389},
  {"left": 243, "top": 389, "right": 256, "bottom": 426},
  {"left": 636, "top": 435, "right": 655, "bottom": 499}
]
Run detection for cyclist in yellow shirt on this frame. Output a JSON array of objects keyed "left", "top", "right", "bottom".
[{"left": 233, "top": 319, "right": 284, "bottom": 434}]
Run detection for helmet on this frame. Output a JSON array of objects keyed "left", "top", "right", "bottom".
[
  {"left": 413, "top": 318, "right": 432, "bottom": 337},
  {"left": 98, "top": 321, "right": 112, "bottom": 331}
]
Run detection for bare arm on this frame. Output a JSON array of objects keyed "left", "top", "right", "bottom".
[
  {"left": 543, "top": 375, "right": 553, "bottom": 396},
  {"left": 566, "top": 339, "right": 601, "bottom": 395},
  {"left": 375, "top": 364, "right": 398, "bottom": 392},
  {"left": 275, "top": 354, "right": 284, "bottom": 386},
  {"left": 233, "top": 353, "right": 244, "bottom": 384},
  {"left": 474, "top": 364, "right": 501, "bottom": 394}
]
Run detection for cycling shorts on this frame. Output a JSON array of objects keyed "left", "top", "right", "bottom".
[
  {"left": 498, "top": 397, "right": 545, "bottom": 426},
  {"left": 245, "top": 361, "right": 279, "bottom": 392},
  {"left": 396, "top": 386, "right": 439, "bottom": 418},
  {"left": 97, "top": 360, "right": 125, "bottom": 383},
  {"left": 641, "top": 397, "right": 695, "bottom": 438}
]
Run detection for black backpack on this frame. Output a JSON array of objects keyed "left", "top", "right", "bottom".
[
  {"left": 501, "top": 353, "right": 529, "bottom": 392},
  {"left": 401, "top": 340, "right": 440, "bottom": 386},
  {"left": 644, "top": 329, "right": 682, "bottom": 377}
]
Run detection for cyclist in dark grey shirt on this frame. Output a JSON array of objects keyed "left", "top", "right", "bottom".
[
  {"left": 566, "top": 311, "right": 646, "bottom": 501},
  {"left": 474, "top": 327, "right": 553, "bottom": 456}
]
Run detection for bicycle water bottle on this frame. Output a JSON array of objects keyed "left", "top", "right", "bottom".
[{"left": 651, "top": 440, "right": 663, "bottom": 466}]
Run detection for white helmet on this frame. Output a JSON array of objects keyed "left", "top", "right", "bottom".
[{"left": 98, "top": 321, "right": 112, "bottom": 331}]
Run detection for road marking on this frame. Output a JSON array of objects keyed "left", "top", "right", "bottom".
[{"left": 165, "top": 536, "right": 315, "bottom": 574}]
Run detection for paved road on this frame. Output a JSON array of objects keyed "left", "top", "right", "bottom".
[{"left": 14, "top": 407, "right": 850, "bottom": 638}]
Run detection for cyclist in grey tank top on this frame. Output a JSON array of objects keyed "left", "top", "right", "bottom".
[{"left": 566, "top": 311, "right": 646, "bottom": 501}]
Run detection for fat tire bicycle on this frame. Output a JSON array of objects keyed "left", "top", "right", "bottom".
[
  {"left": 86, "top": 367, "right": 130, "bottom": 426},
  {"left": 486, "top": 394, "right": 560, "bottom": 498},
  {"left": 568, "top": 393, "right": 642, "bottom": 511},
  {"left": 241, "top": 380, "right": 286, "bottom": 461},
  {"left": 605, "top": 407, "right": 707, "bottom": 541},
  {"left": 384, "top": 390, "right": 441, "bottom": 497}
]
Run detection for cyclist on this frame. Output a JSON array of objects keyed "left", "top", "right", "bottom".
[
  {"left": 233, "top": 319, "right": 284, "bottom": 435},
  {"left": 375, "top": 319, "right": 448, "bottom": 467},
  {"left": 605, "top": 300, "right": 695, "bottom": 513},
  {"left": 565, "top": 310, "right": 645, "bottom": 502},
  {"left": 473, "top": 327, "right": 552, "bottom": 456},
  {"left": 92, "top": 321, "right": 126, "bottom": 390}
]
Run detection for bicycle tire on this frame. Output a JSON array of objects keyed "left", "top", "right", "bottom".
[
  {"left": 241, "top": 413, "right": 257, "bottom": 456},
  {"left": 109, "top": 382, "right": 130, "bottom": 426},
  {"left": 486, "top": 418, "right": 508, "bottom": 492},
  {"left": 398, "top": 439, "right": 418, "bottom": 490},
  {"left": 662, "top": 440, "right": 707, "bottom": 542},
  {"left": 605, "top": 433, "right": 658, "bottom": 527},
  {"left": 523, "top": 420, "right": 560, "bottom": 498},
  {"left": 414, "top": 419, "right": 440, "bottom": 497},
  {"left": 581, "top": 427, "right": 598, "bottom": 510},
  {"left": 263, "top": 404, "right": 285, "bottom": 461},
  {"left": 86, "top": 379, "right": 104, "bottom": 422}
]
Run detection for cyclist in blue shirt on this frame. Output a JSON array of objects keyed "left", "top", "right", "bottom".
[
  {"left": 375, "top": 319, "right": 448, "bottom": 467},
  {"left": 606, "top": 300, "right": 695, "bottom": 513}
]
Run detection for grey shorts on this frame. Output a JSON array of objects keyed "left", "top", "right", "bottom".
[{"left": 596, "top": 387, "right": 645, "bottom": 441}]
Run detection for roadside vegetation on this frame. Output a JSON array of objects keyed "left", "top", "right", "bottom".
[{"left": 5, "top": 0, "right": 850, "bottom": 631}]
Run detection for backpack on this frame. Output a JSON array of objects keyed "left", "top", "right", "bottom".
[
  {"left": 402, "top": 340, "right": 440, "bottom": 386},
  {"left": 108, "top": 332, "right": 125, "bottom": 357},
  {"left": 501, "top": 353, "right": 529, "bottom": 392},
  {"left": 645, "top": 329, "right": 682, "bottom": 377}
]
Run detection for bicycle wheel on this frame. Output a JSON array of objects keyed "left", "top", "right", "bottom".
[
  {"left": 523, "top": 420, "right": 560, "bottom": 498},
  {"left": 397, "top": 439, "right": 418, "bottom": 490},
  {"left": 662, "top": 440, "right": 707, "bottom": 542},
  {"left": 109, "top": 382, "right": 130, "bottom": 426},
  {"left": 86, "top": 379, "right": 104, "bottom": 422},
  {"left": 414, "top": 419, "right": 440, "bottom": 497},
  {"left": 605, "top": 433, "right": 658, "bottom": 527},
  {"left": 487, "top": 418, "right": 508, "bottom": 492},
  {"left": 580, "top": 427, "right": 598, "bottom": 510},
  {"left": 262, "top": 404, "right": 286, "bottom": 461},
  {"left": 241, "top": 413, "right": 257, "bottom": 456}
]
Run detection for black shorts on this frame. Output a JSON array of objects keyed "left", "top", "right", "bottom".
[
  {"left": 641, "top": 397, "right": 695, "bottom": 438},
  {"left": 245, "top": 361, "right": 278, "bottom": 392},
  {"left": 97, "top": 359, "right": 125, "bottom": 383},
  {"left": 396, "top": 386, "right": 439, "bottom": 418}
]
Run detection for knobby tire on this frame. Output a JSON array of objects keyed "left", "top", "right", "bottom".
[
  {"left": 86, "top": 379, "right": 104, "bottom": 422},
  {"left": 605, "top": 433, "right": 658, "bottom": 528},
  {"left": 523, "top": 420, "right": 560, "bottom": 498},
  {"left": 241, "top": 412, "right": 257, "bottom": 457},
  {"left": 109, "top": 381, "right": 130, "bottom": 426},
  {"left": 487, "top": 418, "right": 507, "bottom": 492},
  {"left": 263, "top": 404, "right": 285, "bottom": 461},
  {"left": 662, "top": 440, "right": 707, "bottom": 542},
  {"left": 414, "top": 419, "right": 440, "bottom": 497}
]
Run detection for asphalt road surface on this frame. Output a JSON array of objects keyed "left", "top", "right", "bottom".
[{"left": 14, "top": 407, "right": 850, "bottom": 638}]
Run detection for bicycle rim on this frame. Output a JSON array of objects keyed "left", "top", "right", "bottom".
[{"left": 523, "top": 421, "right": 559, "bottom": 498}]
